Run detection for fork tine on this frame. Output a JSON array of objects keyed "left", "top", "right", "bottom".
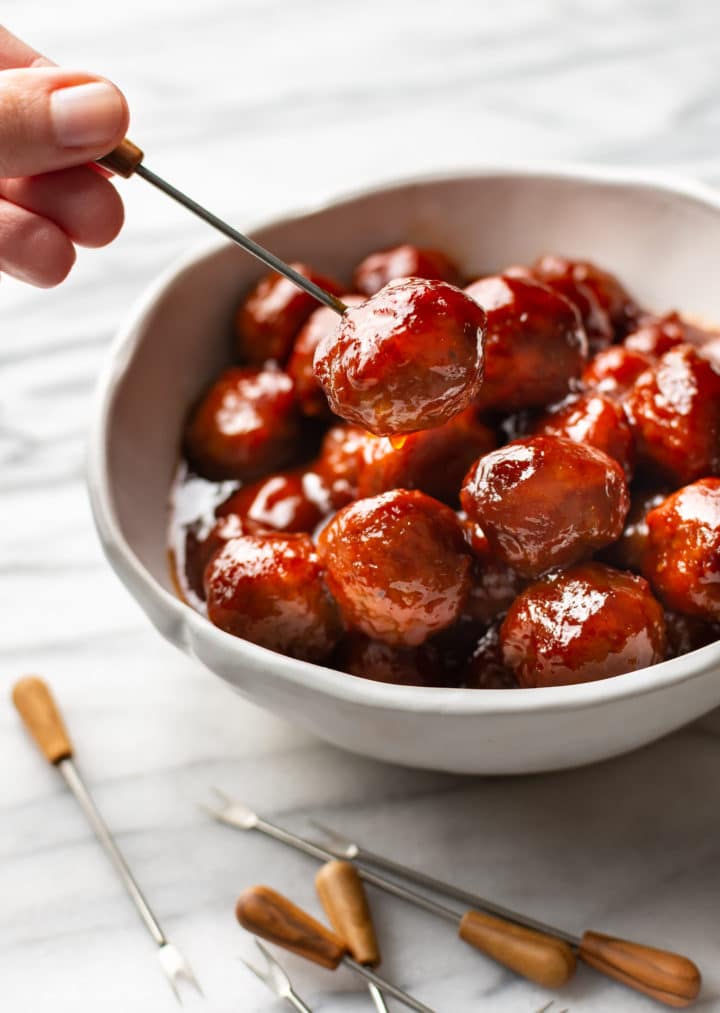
[
  {"left": 158, "top": 942, "right": 203, "bottom": 1002},
  {"left": 240, "top": 955, "right": 269, "bottom": 986},
  {"left": 212, "top": 785, "right": 233, "bottom": 804}
]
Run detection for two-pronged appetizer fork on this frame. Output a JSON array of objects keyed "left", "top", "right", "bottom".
[{"left": 12, "top": 677, "right": 202, "bottom": 1004}]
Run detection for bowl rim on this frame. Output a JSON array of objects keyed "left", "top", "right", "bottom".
[{"left": 88, "top": 162, "right": 720, "bottom": 716}]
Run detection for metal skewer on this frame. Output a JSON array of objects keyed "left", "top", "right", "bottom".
[
  {"left": 203, "top": 789, "right": 576, "bottom": 990},
  {"left": 311, "top": 819, "right": 576, "bottom": 943},
  {"left": 240, "top": 938, "right": 314, "bottom": 1013},
  {"left": 97, "top": 139, "right": 347, "bottom": 316},
  {"left": 311, "top": 820, "right": 702, "bottom": 1009},
  {"left": 12, "top": 677, "right": 202, "bottom": 1004}
]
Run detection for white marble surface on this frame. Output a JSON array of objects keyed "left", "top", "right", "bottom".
[{"left": 3, "top": 1, "right": 720, "bottom": 1010}]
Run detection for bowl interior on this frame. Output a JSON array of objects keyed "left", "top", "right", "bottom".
[{"left": 99, "top": 170, "right": 720, "bottom": 603}]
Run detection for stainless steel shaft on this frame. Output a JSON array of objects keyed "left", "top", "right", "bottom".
[{"left": 135, "top": 163, "right": 347, "bottom": 315}]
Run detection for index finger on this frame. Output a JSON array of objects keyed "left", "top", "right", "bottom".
[{"left": 0, "top": 24, "right": 53, "bottom": 69}]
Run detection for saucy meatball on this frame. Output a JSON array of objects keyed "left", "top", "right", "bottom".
[
  {"left": 581, "top": 345, "right": 653, "bottom": 398},
  {"left": 318, "top": 489, "right": 472, "bottom": 646},
  {"left": 357, "top": 408, "right": 496, "bottom": 506},
  {"left": 623, "top": 312, "right": 695, "bottom": 358},
  {"left": 287, "top": 294, "right": 365, "bottom": 417},
  {"left": 314, "top": 277, "right": 486, "bottom": 435},
  {"left": 464, "top": 275, "right": 587, "bottom": 411},
  {"left": 642, "top": 479, "right": 720, "bottom": 621},
  {"left": 531, "top": 254, "right": 614, "bottom": 352},
  {"left": 624, "top": 344, "right": 720, "bottom": 485},
  {"left": 183, "top": 513, "right": 246, "bottom": 601},
  {"left": 205, "top": 533, "right": 342, "bottom": 661},
  {"left": 184, "top": 367, "right": 300, "bottom": 481},
  {"left": 236, "top": 263, "right": 344, "bottom": 365},
  {"left": 353, "top": 244, "right": 462, "bottom": 296},
  {"left": 501, "top": 562, "right": 666, "bottom": 687},
  {"left": 216, "top": 469, "right": 331, "bottom": 534},
  {"left": 531, "top": 391, "right": 635, "bottom": 477},
  {"left": 333, "top": 632, "right": 446, "bottom": 687},
  {"left": 314, "top": 424, "right": 372, "bottom": 508},
  {"left": 532, "top": 255, "right": 639, "bottom": 337},
  {"left": 461, "top": 435, "right": 629, "bottom": 577}
]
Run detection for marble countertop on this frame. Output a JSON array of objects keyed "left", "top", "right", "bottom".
[{"left": 3, "top": 1, "right": 720, "bottom": 1010}]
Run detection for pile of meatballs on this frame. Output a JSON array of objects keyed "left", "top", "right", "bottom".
[{"left": 171, "top": 244, "right": 720, "bottom": 689}]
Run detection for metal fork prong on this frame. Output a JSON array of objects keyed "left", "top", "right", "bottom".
[
  {"left": 212, "top": 785, "right": 233, "bottom": 805},
  {"left": 308, "top": 818, "right": 349, "bottom": 845},
  {"left": 240, "top": 955, "right": 270, "bottom": 987},
  {"left": 157, "top": 942, "right": 203, "bottom": 1002},
  {"left": 308, "top": 819, "right": 357, "bottom": 856}
]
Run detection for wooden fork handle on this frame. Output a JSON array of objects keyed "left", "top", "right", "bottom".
[
  {"left": 459, "top": 910, "right": 576, "bottom": 989},
  {"left": 236, "top": 885, "right": 347, "bottom": 970},
  {"left": 96, "top": 138, "right": 144, "bottom": 178},
  {"left": 12, "top": 676, "right": 73, "bottom": 764},
  {"left": 579, "top": 931, "right": 701, "bottom": 1007},
  {"left": 316, "top": 860, "right": 380, "bottom": 967}
]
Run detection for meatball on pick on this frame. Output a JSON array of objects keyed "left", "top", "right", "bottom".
[{"left": 314, "top": 277, "right": 486, "bottom": 435}]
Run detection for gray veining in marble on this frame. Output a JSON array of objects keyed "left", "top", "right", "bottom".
[{"left": 3, "top": 1, "right": 720, "bottom": 1009}]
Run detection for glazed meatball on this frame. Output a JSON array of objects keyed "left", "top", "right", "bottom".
[
  {"left": 353, "top": 244, "right": 462, "bottom": 296},
  {"left": 462, "top": 622, "right": 518, "bottom": 690},
  {"left": 318, "top": 489, "right": 472, "bottom": 646},
  {"left": 624, "top": 345, "right": 720, "bottom": 485},
  {"left": 461, "top": 435, "right": 629, "bottom": 577},
  {"left": 357, "top": 408, "right": 496, "bottom": 506},
  {"left": 216, "top": 469, "right": 331, "bottom": 534},
  {"left": 236, "top": 263, "right": 344, "bottom": 365},
  {"left": 642, "top": 479, "right": 720, "bottom": 621},
  {"left": 600, "top": 486, "right": 668, "bottom": 572},
  {"left": 184, "top": 367, "right": 300, "bottom": 481},
  {"left": 501, "top": 562, "right": 666, "bottom": 687},
  {"left": 464, "top": 275, "right": 587, "bottom": 411},
  {"left": 458, "top": 517, "right": 526, "bottom": 624},
  {"left": 531, "top": 391, "right": 635, "bottom": 477},
  {"left": 314, "top": 424, "right": 372, "bottom": 508},
  {"left": 333, "top": 632, "right": 447, "bottom": 687},
  {"left": 623, "top": 312, "right": 695, "bottom": 358},
  {"left": 531, "top": 254, "right": 614, "bottom": 352},
  {"left": 287, "top": 295, "right": 365, "bottom": 417},
  {"left": 183, "top": 513, "right": 246, "bottom": 601},
  {"left": 205, "top": 533, "right": 342, "bottom": 661},
  {"left": 314, "top": 277, "right": 486, "bottom": 435},
  {"left": 581, "top": 345, "right": 653, "bottom": 398},
  {"left": 532, "top": 255, "right": 639, "bottom": 337}
]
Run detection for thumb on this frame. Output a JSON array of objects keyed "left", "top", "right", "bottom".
[{"left": 0, "top": 66, "right": 129, "bottom": 178}]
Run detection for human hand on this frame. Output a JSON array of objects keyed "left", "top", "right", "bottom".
[{"left": 0, "top": 25, "right": 129, "bottom": 286}]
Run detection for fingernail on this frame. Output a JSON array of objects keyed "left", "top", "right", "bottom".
[{"left": 50, "top": 82, "right": 124, "bottom": 147}]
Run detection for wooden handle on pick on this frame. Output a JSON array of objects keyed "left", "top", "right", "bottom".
[
  {"left": 316, "top": 860, "right": 380, "bottom": 967},
  {"left": 459, "top": 910, "right": 576, "bottom": 989},
  {"left": 236, "top": 886, "right": 347, "bottom": 970},
  {"left": 96, "top": 138, "right": 144, "bottom": 178},
  {"left": 579, "top": 931, "right": 701, "bottom": 1007},
  {"left": 12, "top": 677, "right": 73, "bottom": 764}
]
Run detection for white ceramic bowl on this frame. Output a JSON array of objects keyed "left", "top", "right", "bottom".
[{"left": 89, "top": 167, "right": 720, "bottom": 775}]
